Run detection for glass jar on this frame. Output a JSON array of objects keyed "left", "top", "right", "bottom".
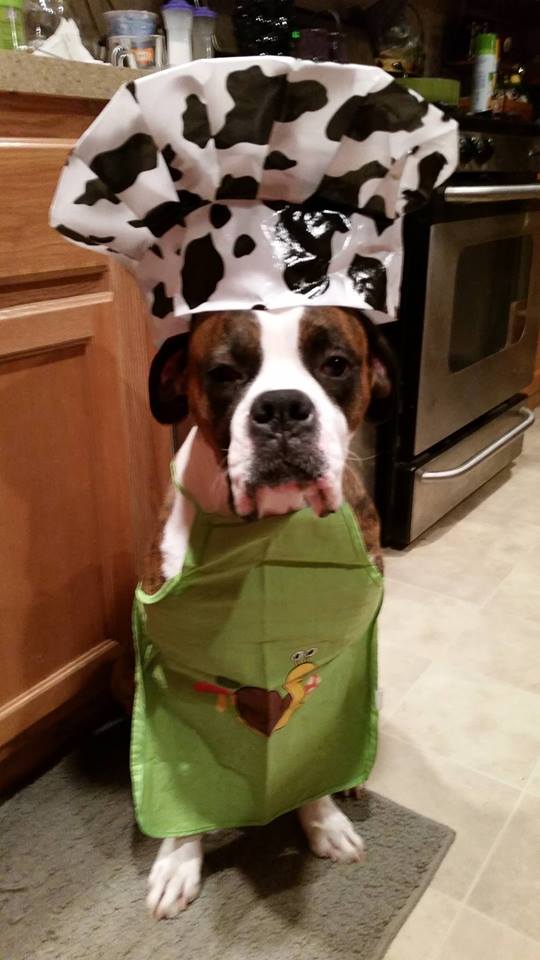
[{"left": 22, "top": 0, "right": 66, "bottom": 48}]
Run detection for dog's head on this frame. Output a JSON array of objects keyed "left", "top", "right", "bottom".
[{"left": 149, "top": 307, "right": 394, "bottom": 518}]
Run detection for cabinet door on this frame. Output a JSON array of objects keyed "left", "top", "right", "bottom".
[
  {"left": 0, "top": 294, "right": 134, "bottom": 748},
  {"left": 0, "top": 140, "right": 105, "bottom": 283}
]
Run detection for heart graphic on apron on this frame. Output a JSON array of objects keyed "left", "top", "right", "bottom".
[
  {"left": 235, "top": 687, "right": 292, "bottom": 736},
  {"left": 194, "top": 661, "right": 322, "bottom": 736}
]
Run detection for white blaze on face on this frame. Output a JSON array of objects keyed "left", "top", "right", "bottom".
[{"left": 228, "top": 307, "right": 351, "bottom": 518}]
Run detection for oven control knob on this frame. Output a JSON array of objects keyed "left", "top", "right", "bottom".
[
  {"left": 529, "top": 146, "right": 540, "bottom": 173},
  {"left": 459, "top": 136, "right": 477, "bottom": 165},
  {"left": 474, "top": 136, "right": 495, "bottom": 165}
]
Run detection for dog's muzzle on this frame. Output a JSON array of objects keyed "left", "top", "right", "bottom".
[
  {"left": 242, "top": 388, "right": 334, "bottom": 517},
  {"left": 248, "top": 390, "right": 324, "bottom": 486}
]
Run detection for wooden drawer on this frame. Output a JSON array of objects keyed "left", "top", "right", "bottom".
[{"left": 0, "top": 140, "right": 105, "bottom": 283}]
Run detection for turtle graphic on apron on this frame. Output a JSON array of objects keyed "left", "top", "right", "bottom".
[{"left": 131, "top": 475, "right": 383, "bottom": 838}]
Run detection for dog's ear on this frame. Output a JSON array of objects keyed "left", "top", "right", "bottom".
[
  {"left": 365, "top": 319, "right": 396, "bottom": 424},
  {"left": 367, "top": 352, "right": 394, "bottom": 423},
  {"left": 350, "top": 311, "right": 396, "bottom": 424},
  {"left": 148, "top": 333, "right": 191, "bottom": 424}
]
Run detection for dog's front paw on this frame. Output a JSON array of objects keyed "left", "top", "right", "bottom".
[
  {"left": 298, "top": 796, "right": 365, "bottom": 864},
  {"left": 146, "top": 835, "right": 203, "bottom": 919}
]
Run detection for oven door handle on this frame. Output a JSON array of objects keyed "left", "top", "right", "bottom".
[
  {"left": 444, "top": 184, "right": 540, "bottom": 203},
  {"left": 418, "top": 407, "right": 535, "bottom": 481}
]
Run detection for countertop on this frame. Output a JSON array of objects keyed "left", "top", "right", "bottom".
[{"left": 0, "top": 50, "right": 144, "bottom": 101}]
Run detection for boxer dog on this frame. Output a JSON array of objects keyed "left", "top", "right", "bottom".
[{"left": 141, "top": 305, "right": 394, "bottom": 919}]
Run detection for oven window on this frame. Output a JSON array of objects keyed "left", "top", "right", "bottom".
[{"left": 449, "top": 235, "right": 533, "bottom": 372}]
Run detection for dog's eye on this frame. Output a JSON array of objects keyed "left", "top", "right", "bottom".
[
  {"left": 208, "top": 364, "right": 243, "bottom": 385},
  {"left": 321, "top": 355, "right": 350, "bottom": 378}
]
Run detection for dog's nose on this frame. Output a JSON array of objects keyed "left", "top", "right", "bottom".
[{"left": 250, "top": 390, "right": 315, "bottom": 437}]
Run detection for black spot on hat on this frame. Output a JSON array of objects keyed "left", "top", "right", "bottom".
[
  {"left": 347, "top": 253, "right": 387, "bottom": 311},
  {"left": 125, "top": 80, "right": 138, "bottom": 101},
  {"left": 129, "top": 201, "right": 185, "bottom": 237},
  {"left": 264, "top": 199, "right": 288, "bottom": 212},
  {"left": 362, "top": 195, "right": 394, "bottom": 235},
  {"left": 149, "top": 243, "right": 164, "bottom": 259},
  {"left": 314, "top": 160, "right": 388, "bottom": 210},
  {"left": 234, "top": 234, "right": 256, "bottom": 258},
  {"left": 151, "top": 282, "right": 174, "bottom": 319},
  {"left": 90, "top": 133, "right": 157, "bottom": 194},
  {"left": 73, "top": 178, "right": 121, "bottom": 207},
  {"left": 214, "top": 66, "right": 327, "bottom": 150},
  {"left": 183, "top": 93, "right": 212, "bottom": 149},
  {"left": 216, "top": 174, "right": 258, "bottom": 201},
  {"left": 274, "top": 203, "right": 350, "bottom": 298},
  {"left": 129, "top": 191, "right": 207, "bottom": 237},
  {"left": 210, "top": 204, "right": 232, "bottom": 228},
  {"left": 56, "top": 224, "right": 115, "bottom": 246},
  {"left": 326, "top": 82, "right": 429, "bottom": 143},
  {"left": 264, "top": 150, "right": 297, "bottom": 171},
  {"left": 162, "top": 143, "right": 183, "bottom": 182},
  {"left": 280, "top": 78, "right": 328, "bottom": 122},
  {"left": 403, "top": 151, "right": 447, "bottom": 214},
  {"left": 177, "top": 189, "right": 208, "bottom": 218},
  {"left": 182, "top": 233, "right": 224, "bottom": 309},
  {"left": 252, "top": 304, "right": 267, "bottom": 310}
]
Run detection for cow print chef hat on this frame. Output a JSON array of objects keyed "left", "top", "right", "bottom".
[{"left": 50, "top": 56, "right": 457, "bottom": 342}]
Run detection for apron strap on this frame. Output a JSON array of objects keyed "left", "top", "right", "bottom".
[{"left": 170, "top": 460, "right": 201, "bottom": 511}]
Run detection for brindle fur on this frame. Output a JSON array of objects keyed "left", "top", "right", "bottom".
[
  {"left": 342, "top": 465, "right": 383, "bottom": 574},
  {"left": 140, "top": 482, "right": 176, "bottom": 595}
]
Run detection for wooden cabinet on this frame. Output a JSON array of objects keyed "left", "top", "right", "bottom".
[{"left": 0, "top": 96, "right": 170, "bottom": 792}]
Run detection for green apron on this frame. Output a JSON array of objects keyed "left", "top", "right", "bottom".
[{"left": 131, "top": 475, "right": 383, "bottom": 839}]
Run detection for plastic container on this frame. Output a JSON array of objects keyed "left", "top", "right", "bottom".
[
  {"left": 471, "top": 32, "right": 498, "bottom": 114},
  {"left": 191, "top": 5, "right": 215, "bottom": 59},
  {"left": 0, "top": 0, "right": 25, "bottom": 49},
  {"left": 161, "top": 0, "right": 192, "bottom": 65},
  {"left": 103, "top": 9, "right": 157, "bottom": 38}
]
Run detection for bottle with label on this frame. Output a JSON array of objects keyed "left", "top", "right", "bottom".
[{"left": 471, "top": 32, "right": 498, "bottom": 113}]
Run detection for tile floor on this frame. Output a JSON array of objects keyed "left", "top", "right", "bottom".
[{"left": 371, "top": 419, "right": 540, "bottom": 960}]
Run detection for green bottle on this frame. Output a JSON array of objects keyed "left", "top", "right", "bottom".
[{"left": 471, "top": 32, "right": 498, "bottom": 114}]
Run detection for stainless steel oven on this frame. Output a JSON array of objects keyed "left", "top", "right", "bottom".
[{"left": 381, "top": 125, "right": 540, "bottom": 547}]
